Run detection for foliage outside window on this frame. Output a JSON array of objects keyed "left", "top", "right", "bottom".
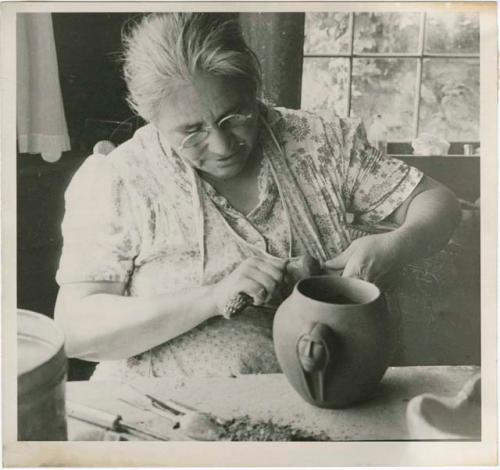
[{"left": 302, "top": 12, "right": 480, "bottom": 154}]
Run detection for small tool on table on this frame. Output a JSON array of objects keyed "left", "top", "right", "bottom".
[
  {"left": 66, "top": 401, "right": 169, "bottom": 441},
  {"left": 119, "top": 386, "right": 225, "bottom": 441}
]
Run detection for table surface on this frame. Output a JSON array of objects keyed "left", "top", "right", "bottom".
[{"left": 66, "top": 365, "right": 479, "bottom": 441}]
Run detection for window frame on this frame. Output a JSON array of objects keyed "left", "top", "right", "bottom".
[{"left": 303, "top": 12, "right": 480, "bottom": 143}]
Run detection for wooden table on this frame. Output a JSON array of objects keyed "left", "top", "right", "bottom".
[{"left": 66, "top": 365, "right": 479, "bottom": 441}]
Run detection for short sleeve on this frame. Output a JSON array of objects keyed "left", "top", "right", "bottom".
[
  {"left": 337, "top": 117, "right": 424, "bottom": 224},
  {"left": 56, "top": 154, "right": 140, "bottom": 285}
]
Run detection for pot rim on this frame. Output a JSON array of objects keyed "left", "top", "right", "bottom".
[
  {"left": 294, "top": 274, "right": 381, "bottom": 308},
  {"left": 17, "top": 309, "right": 65, "bottom": 376}
]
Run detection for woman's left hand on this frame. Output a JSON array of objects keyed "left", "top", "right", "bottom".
[{"left": 323, "top": 231, "right": 405, "bottom": 289}]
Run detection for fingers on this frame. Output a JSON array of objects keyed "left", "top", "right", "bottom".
[
  {"left": 246, "top": 257, "right": 286, "bottom": 284},
  {"left": 324, "top": 235, "right": 401, "bottom": 292},
  {"left": 323, "top": 246, "right": 353, "bottom": 271},
  {"left": 341, "top": 262, "right": 364, "bottom": 280},
  {"left": 214, "top": 256, "right": 287, "bottom": 314},
  {"left": 235, "top": 256, "right": 287, "bottom": 305},
  {"left": 342, "top": 260, "right": 392, "bottom": 291},
  {"left": 237, "top": 279, "right": 269, "bottom": 305},
  {"left": 341, "top": 249, "right": 378, "bottom": 282}
]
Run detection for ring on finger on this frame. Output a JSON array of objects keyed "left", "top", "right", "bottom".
[{"left": 256, "top": 286, "right": 267, "bottom": 299}]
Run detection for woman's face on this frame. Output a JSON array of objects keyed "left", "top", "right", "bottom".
[{"left": 156, "top": 74, "right": 259, "bottom": 181}]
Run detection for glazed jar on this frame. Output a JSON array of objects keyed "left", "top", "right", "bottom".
[{"left": 273, "top": 275, "right": 399, "bottom": 408}]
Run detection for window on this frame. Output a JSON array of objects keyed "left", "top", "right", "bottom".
[{"left": 302, "top": 12, "right": 480, "bottom": 155}]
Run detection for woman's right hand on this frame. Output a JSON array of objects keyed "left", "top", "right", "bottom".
[{"left": 211, "top": 256, "right": 287, "bottom": 315}]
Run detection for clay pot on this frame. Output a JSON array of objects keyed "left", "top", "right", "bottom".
[{"left": 273, "top": 275, "right": 399, "bottom": 408}]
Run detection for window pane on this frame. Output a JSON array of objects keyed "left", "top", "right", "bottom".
[
  {"left": 304, "top": 12, "right": 350, "bottom": 54},
  {"left": 419, "top": 59, "right": 479, "bottom": 141},
  {"left": 353, "top": 12, "right": 421, "bottom": 53},
  {"left": 351, "top": 59, "right": 417, "bottom": 141},
  {"left": 301, "top": 58, "right": 349, "bottom": 117},
  {"left": 425, "top": 12, "right": 479, "bottom": 53}
]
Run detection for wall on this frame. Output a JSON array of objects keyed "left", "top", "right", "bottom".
[{"left": 52, "top": 13, "right": 138, "bottom": 151}]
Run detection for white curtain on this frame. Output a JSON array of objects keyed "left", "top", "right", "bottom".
[{"left": 17, "top": 13, "right": 71, "bottom": 162}]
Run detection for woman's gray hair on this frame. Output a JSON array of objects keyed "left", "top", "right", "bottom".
[{"left": 122, "top": 13, "right": 262, "bottom": 122}]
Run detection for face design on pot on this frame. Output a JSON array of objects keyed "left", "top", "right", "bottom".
[{"left": 297, "top": 323, "right": 332, "bottom": 373}]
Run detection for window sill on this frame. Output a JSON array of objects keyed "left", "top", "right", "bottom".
[
  {"left": 386, "top": 142, "right": 480, "bottom": 157},
  {"left": 389, "top": 154, "right": 480, "bottom": 158},
  {"left": 391, "top": 154, "right": 480, "bottom": 202}
]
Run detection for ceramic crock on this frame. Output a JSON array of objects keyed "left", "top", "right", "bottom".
[
  {"left": 273, "top": 275, "right": 399, "bottom": 408},
  {"left": 18, "top": 309, "right": 68, "bottom": 440}
]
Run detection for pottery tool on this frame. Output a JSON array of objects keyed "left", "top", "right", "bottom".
[
  {"left": 147, "top": 394, "right": 224, "bottom": 440},
  {"left": 223, "top": 254, "right": 325, "bottom": 319},
  {"left": 66, "top": 401, "right": 168, "bottom": 441},
  {"left": 222, "top": 292, "right": 254, "bottom": 319},
  {"left": 120, "top": 387, "right": 224, "bottom": 441}
]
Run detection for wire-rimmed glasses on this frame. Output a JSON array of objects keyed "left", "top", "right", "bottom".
[{"left": 178, "top": 112, "right": 254, "bottom": 151}]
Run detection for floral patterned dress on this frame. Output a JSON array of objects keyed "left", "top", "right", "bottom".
[{"left": 56, "top": 105, "right": 422, "bottom": 384}]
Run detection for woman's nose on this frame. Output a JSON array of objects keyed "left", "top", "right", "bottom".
[{"left": 208, "top": 126, "right": 236, "bottom": 156}]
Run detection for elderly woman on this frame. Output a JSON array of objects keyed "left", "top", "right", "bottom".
[{"left": 55, "top": 13, "right": 460, "bottom": 383}]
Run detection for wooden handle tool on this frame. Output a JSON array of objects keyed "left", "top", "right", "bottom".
[{"left": 66, "top": 401, "right": 168, "bottom": 441}]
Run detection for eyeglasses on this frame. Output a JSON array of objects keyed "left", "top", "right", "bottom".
[{"left": 178, "top": 112, "right": 254, "bottom": 151}]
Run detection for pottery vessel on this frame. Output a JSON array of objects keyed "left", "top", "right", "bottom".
[
  {"left": 18, "top": 309, "right": 68, "bottom": 440},
  {"left": 273, "top": 275, "right": 399, "bottom": 408},
  {"left": 406, "top": 373, "right": 481, "bottom": 440}
]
